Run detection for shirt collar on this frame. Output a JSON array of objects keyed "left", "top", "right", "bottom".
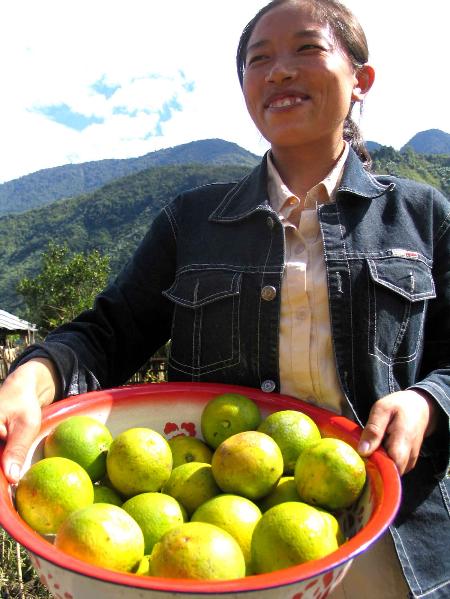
[{"left": 267, "top": 141, "right": 349, "bottom": 215}]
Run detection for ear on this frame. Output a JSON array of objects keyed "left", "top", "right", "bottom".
[{"left": 352, "top": 64, "right": 375, "bottom": 102}]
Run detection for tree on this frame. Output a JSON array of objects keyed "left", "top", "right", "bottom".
[{"left": 17, "top": 242, "right": 110, "bottom": 336}]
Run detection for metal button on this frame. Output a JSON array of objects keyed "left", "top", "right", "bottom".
[
  {"left": 266, "top": 216, "right": 274, "bottom": 229},
  {"left": 261, "top": 379, "right": 276, "bottom": 393},
  {"left": 261, "top": 285, "right": 277, "bottom": 301}
]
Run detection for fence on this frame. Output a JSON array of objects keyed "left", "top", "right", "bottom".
[{"left": 0, "top": 347, "right": 168, "bottom": 386}]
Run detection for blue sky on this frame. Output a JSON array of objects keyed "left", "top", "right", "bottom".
[{"left": 0, "top": 0, "right": 448, "bottom": 183}]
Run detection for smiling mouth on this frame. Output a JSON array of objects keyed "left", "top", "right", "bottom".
[{"left": 266, "top": 96, "right": 308, "bottom": 109}]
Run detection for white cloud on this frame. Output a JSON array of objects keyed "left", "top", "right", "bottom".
[{"left": 0, "top": 0, "right": 448, "bottom": 182}]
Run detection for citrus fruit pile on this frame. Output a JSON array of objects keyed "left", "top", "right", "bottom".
[{"left": 15, "top": 392, "right": 367, "bottom": 581}]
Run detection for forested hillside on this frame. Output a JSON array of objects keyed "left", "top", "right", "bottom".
[
  {"left": 0, "top": 139, "right": 260, "bottom": 216},
  {"left": 0, "top": 163, "right": 251, "bottom": 312},
  {"left": 1, "top": 143, "right": 448, "bottom": 315},
  {"left": 371, "top": 146, "right": 449, "bottom": 197}
]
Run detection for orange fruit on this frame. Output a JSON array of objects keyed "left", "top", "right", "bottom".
[
  {"left": 258, "top": 410, "right": 321, "bottom": 473},
  {"left": 106, "top": 427, "right": 172, "bottom": 497},
  {"left": 191, "top": 494, "right": 261, "bottom": 573},
  {"left": 55, "top": 503, "right": 144, "bottom": 572},
  {"left": 150, "top": 522, "right": 246, "bottom": 580},
  {"left": 44, "top": 415, "right": 113, "bottom": 482},
  {"left": 161, "top": 462, "right": 221, "bottom": 516},
  {"left": 211, "top": 431, "right": 283, "bottom": 500},
  {"left": 122, "top": 492, "right": 185, "bottom": 554},
  {"left": 93, "top": 483, "right": 123, "bottom": 506},
  {"left": 15, "top": 457, "right": 94, "bottom": 535},
  {"left": 259, "top": 476, "right": 300, "bottom": 512},
  {"left": 251, "top": 502, "right": 339, "bottom": 573},
  {"left": 168, "top": 436, "right": 213, "bottom": 468},
  {"left": 294, "top": 437, "right": 366, "bottom": 510},
  {"left": 201, "top": 393, "right": 261, "bottom": 449}
]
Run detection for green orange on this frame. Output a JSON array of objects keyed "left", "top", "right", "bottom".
[
  {"left": 150, "top": 522, "right": 246, "bottom": 580},
  {"left": 106, "top": 427, "right": 172, "bottom": 497},
  {"left": 201, "top": 393, "right": 261, "bottom": 449},
  {"left": 259, "top": 476, "right": 300, "bottom": 512},
  {"left": 168, "top": 436, "right": 213, "bottom": 468},
  {"left": 211, "top": 431, "right": 283, "bottom": 500},
  {"left": 55, "top": 503, "right": 144, "bottom": 572},
  {"left": 162, "top": 462, "right": 221, "bottom": 516},
  {"left": 44, "top": 415, "right": 113, "bottom": 482},
  {"left": 294, "top": 437, "right": 366, "bottom": 510},
  {"left": 258, "top": 410, "right": 321, "bottom": 473},
  {"left": 251, "top": 502, "right": 339, "bottom": 573},
  {"left": 191, "top": 494, "right": 261, "bottom": 573},
  {"left": 15, "top": 457, "right": 94, "bottom": 535},
  {"left": 122, "top": 492, "right": 185, "bottom": 554}
]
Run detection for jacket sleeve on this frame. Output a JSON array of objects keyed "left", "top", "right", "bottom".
[
  {"left": 408, "top": 187, "right": 450, "bottom": 477},
  {"left": 11, "top": 206, "right": 177, "bottom": 398}
]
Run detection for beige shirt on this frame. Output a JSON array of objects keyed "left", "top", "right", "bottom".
[{"left": 267, "top": 145, "right": 349, "bottom": 415}]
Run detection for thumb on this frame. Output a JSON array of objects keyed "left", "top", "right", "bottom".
[
  {"left": 2, "top": 419, "right": 41, "bottom": 484},
  {"left": 357, "top": 401, "right": 392, "bottom": 457}
]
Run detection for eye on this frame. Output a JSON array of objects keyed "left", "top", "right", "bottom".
[
  {"left": 246, "top": 54, "right": 268, "bottom": 66},
  {"left": 297, "top": 44, "right": 324, "bottom": 52}
]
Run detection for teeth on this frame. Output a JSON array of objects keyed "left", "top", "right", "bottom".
[{"left": 269, "top": 96, "right": 303, "bottom": 108}]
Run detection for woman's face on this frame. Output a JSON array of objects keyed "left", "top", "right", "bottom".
[{"left": 242, "top": 1, "right": 365, "bottom": 153}]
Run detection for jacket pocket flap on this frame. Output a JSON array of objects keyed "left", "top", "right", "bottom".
[
  {"left": 163, "top": 271, "right": 242, "bottom": 308},
  {"left": 367, "top": 257, "right": 435, "bottom": 302}
]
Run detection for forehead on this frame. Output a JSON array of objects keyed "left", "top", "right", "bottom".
[{"left": 248, "top": 2, "right": 332, "bottom": 46}]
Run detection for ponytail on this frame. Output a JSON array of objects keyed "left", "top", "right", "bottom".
[{"left": 344, "top": 113, "right": 372, "bottom": 171}]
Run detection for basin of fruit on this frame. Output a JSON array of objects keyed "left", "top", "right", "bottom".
[{"left": 0, "top": 382, "right": 401, "bottom": 599}]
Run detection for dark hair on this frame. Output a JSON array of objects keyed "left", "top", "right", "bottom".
[{"left": 236, "top": 0, "right": 372, "bottom": 169}]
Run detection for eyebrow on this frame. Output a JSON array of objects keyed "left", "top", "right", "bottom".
[{"left": 246, "top": 29, "right": 325, "bottom": 54}]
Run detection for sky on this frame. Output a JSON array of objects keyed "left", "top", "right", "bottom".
[{"left": 1, "top": 0, "right": 449, "bottom": 184}]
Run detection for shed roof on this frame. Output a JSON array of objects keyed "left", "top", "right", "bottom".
[{"left": 0, "top": 309, "right": 37, "bottom": 332}]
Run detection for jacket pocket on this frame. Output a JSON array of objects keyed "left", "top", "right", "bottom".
[
  {"left": 163, "top": 270, "right": 241, "bottom": 377},
  {"left": 366, "top": 256, "right": 435, "bottom": 363}
]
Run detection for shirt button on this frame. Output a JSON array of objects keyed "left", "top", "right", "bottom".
[
  {"left": 266, "top": 216, "right": 274, "bottom": 229},
  {"left": 261, "top": 380, "right": 276, "bottom": 393},
  {"left": 295, "top": 241, "right": 305, "bottom": 254},
  {"left": 261, "top": 285, "right": 277, "bottom": 301}
]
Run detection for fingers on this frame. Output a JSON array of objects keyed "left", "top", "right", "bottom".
[
  {"left": 357, "top": 390, "right": 432, "bottom": 476},
  {"left": 1, "top": 415, "right": 41, "bottom": 484},
  {"left": 357, "top": 400, "right": 393, "bottom": 457}
]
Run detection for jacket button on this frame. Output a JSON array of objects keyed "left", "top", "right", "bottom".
[
  {"left": 261, "top": 285, "right": 277, "bottom": 301},
  {"left": 261, "top": 380, "right": 276, "bottom": 393},
  {"left": 266, "top": 216, "right": 274, "bottom": 229}
]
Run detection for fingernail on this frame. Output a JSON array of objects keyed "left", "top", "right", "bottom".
[
  {"left": 358, "top": 441, "right": 370, "bottom": 455},
  {"left": 9, "top": 463, "right": 21, "bottom": 482}
]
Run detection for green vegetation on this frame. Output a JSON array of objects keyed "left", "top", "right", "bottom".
[
  {"left": 17, "top": 243, "right": 110, "bottom": 336},
  {"left": 0, "top": 528, "right": 50, "bottom": 597},
  {"left": 0, "top": 163, "right": 252, "bottom": 313},
  {"left": 0, "top": 145, "right": 448, "bottom": 317},
  {"left": 0, "top": 139, "right": 260, "bottom": 216},
  {"left": 371, "top": 146, "right": 450, "bottom": 196}
]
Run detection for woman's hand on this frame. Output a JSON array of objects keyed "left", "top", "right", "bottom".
[
  {"left": 357, "top": 389, "right": 439, "bottom": 475},
  {"left": 0, "top": 359, "right": 58, "bottom": 483}
]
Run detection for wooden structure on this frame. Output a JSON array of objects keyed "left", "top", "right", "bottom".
[{"left": 0, "top": 309, "right": 37, "bottom": 381}]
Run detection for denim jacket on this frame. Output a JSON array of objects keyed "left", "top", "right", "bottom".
[{"left": 17, "top": 148, "right": 450, "bottom": 598}]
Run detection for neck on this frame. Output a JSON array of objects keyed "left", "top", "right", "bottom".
[{"left": 270, "top": 139, "right": 346, "bottom": 198}]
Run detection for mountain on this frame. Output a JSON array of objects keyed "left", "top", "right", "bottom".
[
  {"left": 401, "top": 129, "right": 450, "bottom": 155},
  {"left": 0, "top": 139, "right": 260, "bottom": 217},
  {"left": 0, "top": 163, "right": 253, "bottom": 313},
  {"left": 370, "top": 145, "right": 449, "bottom": 197},
  {"left": 1, "top": 140, "right": 448, "bottom": 316}
]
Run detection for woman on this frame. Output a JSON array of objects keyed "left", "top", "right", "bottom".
[{"left": 1, "top": 1, "right": 449, "bottom": 597}]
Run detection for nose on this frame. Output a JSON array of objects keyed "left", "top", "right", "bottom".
[{"left": 264, "top": 58, "right": 298, "bottom": 84}]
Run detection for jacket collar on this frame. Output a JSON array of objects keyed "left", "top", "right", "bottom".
[{"left": 209, "top": 147, "right": 394, "bottom": 223}]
